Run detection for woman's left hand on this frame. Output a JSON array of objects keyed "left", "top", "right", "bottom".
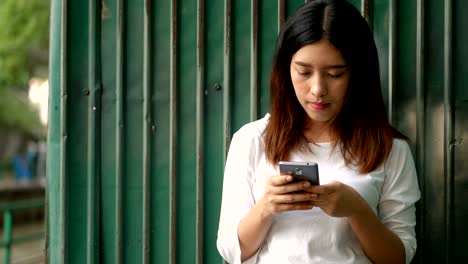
[{"left": 306, "top": 181, "right": 368, "bottom": 218}]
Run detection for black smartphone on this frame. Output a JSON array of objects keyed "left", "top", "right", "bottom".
[{"left": 279, "top": 161, "right": 320, "bottom": 185}]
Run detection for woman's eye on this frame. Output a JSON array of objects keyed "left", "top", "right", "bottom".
[
  {"left": 328, "top": 72, "right": 344, "bottom": 78},
  {"left": 298, "top": 71, "right": 310, "bottom": 77}
]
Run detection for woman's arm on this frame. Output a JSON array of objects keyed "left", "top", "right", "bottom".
[
  {"left": 347, "top": 197, "right": 405, "bottom": 264},
  {"left": 307, "top": 181, "right": 406, "bottom": 264},
  {"left": 237, "top": 198, "right": 273, "bottom": 261},
  {"left": 217, "top": 128, "right": 316, "bottom": 263},
  {"left": 308, "top": 140, "right": 420, "bottom": 264},
  {"left": 238, "top": 176, "right": 316, "bottom": 261}
]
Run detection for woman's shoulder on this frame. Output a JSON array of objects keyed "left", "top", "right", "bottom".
[
  {"left": 232, "top": 113, "right": 270, "bottom": 141},
  {"left": 390, "top": 138, "right": 412, "bottom": 154},
  {"left": 385, "top": 137, "right": 414, "bottom": 169}
]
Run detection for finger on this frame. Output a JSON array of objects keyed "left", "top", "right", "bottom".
[
  {"left": 272, "top": 181, "right": 312, "bottom": 194},
  {"left": 310, "top": 199, "right": 329, "bottom": 206},
  {"left": 273, "top": 202, "right": 314, "bottom": 213},
  {"left": 269, "top": 175, "right": 293, "bottom": 186},
  {"left": 307, "top": 184, "right": 335, "bottom": 195},
  {"left": 270, "top": 192, "right": 316, "bottom": 204}
]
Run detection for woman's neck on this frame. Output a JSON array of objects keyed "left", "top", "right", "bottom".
[{"left": 303, "top": 121, "right": 334, "bottom": 143}]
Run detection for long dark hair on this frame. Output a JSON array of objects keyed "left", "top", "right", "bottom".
[{"left": 263, "top": 0, "right": 406, "bottom": 173}]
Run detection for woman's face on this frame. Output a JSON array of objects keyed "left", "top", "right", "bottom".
[{"left": 290, "top": 39, "right": 350, "bottom": 126}]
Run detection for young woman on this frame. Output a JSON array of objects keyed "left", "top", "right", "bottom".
[{"left": 217, "top": 0, "right": 420, "bottom": 263}]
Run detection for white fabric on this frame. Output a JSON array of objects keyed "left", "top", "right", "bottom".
[{"left": 217, "top": 114, "right": 421, "bottom": 264}]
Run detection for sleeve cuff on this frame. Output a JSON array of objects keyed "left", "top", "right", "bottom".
[{"left": 217, "top": 223, "right": 260, "bottom": 264}]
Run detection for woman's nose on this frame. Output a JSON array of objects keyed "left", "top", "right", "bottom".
[{"left": 309, "top": 74, "right": 328, "bottom": 97}]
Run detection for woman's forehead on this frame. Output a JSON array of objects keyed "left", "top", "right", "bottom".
[{"left": 291, "top": 40, "right": 347, "bottom": 68}]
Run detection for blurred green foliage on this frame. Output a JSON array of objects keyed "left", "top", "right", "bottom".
[
  {"left": 0, "top": 89, "right": 45, "bottom": 138},
  {"left": 0, "top": 0, "right": 50, "bottom": 89},
  {"left": 0, "top": 0, "right": 50, "bottom": 138}
]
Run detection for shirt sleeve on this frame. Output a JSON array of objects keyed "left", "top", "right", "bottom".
[
  {"left": 216, "top": 129, "right": 259, "bottom": 264},
  {"left": 379, "top": 139, "right": 421, "bottom": 264}
]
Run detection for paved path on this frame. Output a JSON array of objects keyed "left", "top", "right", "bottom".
[{"left": 0, "top": 221, "right": 45, "bottom": 264}]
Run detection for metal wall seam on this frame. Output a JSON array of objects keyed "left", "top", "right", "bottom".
[
  {"left": 143, "top": 0, "right": 152, "bottom": 263},
  {"left": 115, "top": 0, "right": 124, "bottom": 263},
  {"left": 87, "top": 0, "right": 100, "bottom": 263},
  {"left": 388, "top": 0, "right": 395, "bottom": 123},
  {"left": 415, "top": 0, "right": 426, "bottom": 261},
  {"left": 223, "top": 0, "right": 231, "bottom": 162},
  {"left": 278, "top": 0, "right": 285, "bottom": 33},
  {"left": 443, "top": 0, "right": 454, "bottom": 262},
  {"left": 196, "top": 0, "right": 205, "bottom": 263},
  {"left": 60, "top": 0, "right": 68, "bottom": 262},
  {"left": 361, "top": 0, "right": 374, "bottom": 32},
  {"left": 361, "top": 0, "right": 367, "bottom": 19},
  {"left": 250, "top": 0, "right": 259, "bottom": 122},
  {"left": 169, "top": 0, "right": 178, "bottom": 263}
]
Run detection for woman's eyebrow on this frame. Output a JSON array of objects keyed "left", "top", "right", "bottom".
[{"left": 294, "top": 61, "right": 347, "bottom": 69}]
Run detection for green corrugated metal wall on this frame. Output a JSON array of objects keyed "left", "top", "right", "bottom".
[{"left": 47, "top": 0, "right": 468, "bottom": 263}]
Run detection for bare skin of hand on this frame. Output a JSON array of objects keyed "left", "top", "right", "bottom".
[
  {"left": 305, "top": 181, "right": 406, "bottom": 264},
  {"left": 238, "top": 174, "right": 316, "bottom": 261},
  {"left": 260, "top": 174, "right": 317, "bottom": 217},
  {"left": 305, "top": 181, "right": 367, "bottom": 217}
]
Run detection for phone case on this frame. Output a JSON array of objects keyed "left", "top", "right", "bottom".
[{"left": 278, "top": 161, "right": 320, "bottom": 185}]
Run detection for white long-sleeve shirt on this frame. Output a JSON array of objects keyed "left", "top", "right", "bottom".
[{"left": 217, "top": 114, "right": 421, "bottom": 264}]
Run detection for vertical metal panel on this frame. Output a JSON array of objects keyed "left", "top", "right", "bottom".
[
  {"left": 286, "top": 0, "right": 304, "bottom": 16},
  {"left": 443, "top": 0, "right": 453, "bottom": 263},
  {"left": 223, "top": 0, "right": 232, "bottom": 161},
  {"left": 143, "top": 0, "right": 152, "bottom": 263},
  {"left": 415, "top": 0, "right": 426, "bottom": 261},
  {"left": 452, "top": 0, "right": 468, "bottom": 261},
  {"left": 68, "top": 0, "right": 92, "bottom": 260},
  {"left": 250, "top": 0, "right": 259, "bottom": 121},
  {"left": 231, "top": 0, "right": 250, "bottom": 133},
  {"left": 149, "top": 1, "right": 172, "bottom": 263},
  {"left": 115, "top": 0, "right": 124, "bottom": 263},
  {"left": 150, "top": 0, "right": 171, "bottom": 262},
  {"left": 176, "top": 0, "right": 198, "bottom": 262},
  {"left": 169, "top": 1, "right": 177, "bottom": 263},
  {"left": 100, "top": 0, "right": 119, "bottom": 262},
  {"left": 278, "top": 0, "right": 285, "bottom": 32},
  {"left": 123, "top": 0, "right": 145, "bottom": 260},
  {"left": 48, "top": 0, "right": 468, "bottom": 263},
  {"left": 204, "top": 0, "right": 225, "bottom": 262},
  {"left": 196, "top": 1, "right": 205, "bottom": 264},
  {"left": 87, "top": 0, "right": 100, "bottom": 263},
  {"left": 373, "top": 0, "right": 390, "bottom": 109},
  {"left": 361, "top": 0, "right": 374, "bottom": 31},
  {"left": 60, "top": 0, "right": 68, "bottom": 260},
  {"left": 388, "top": 0, "right": 395, "bottom": 123},
  {"left": 259, "top": 1, "right": 279, "bottom": 117},
  {"left": 47, "top": 0, "right": 68, "bottom": 262}
]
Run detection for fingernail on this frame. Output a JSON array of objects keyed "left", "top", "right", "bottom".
[{"left": 303, "top": 182, "right": 310, "bottom": 187}]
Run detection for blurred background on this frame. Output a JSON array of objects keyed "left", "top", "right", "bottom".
[{"left": 0, "top": 0, "right": 50, "bottom": 263}]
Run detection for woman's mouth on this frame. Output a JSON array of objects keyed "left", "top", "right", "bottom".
[{"left": 310, "top": 102, "right": 330, "bottom": 110}]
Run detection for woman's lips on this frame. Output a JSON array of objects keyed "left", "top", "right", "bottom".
[{"left": 310, "top": 102, "right": 330, "bottom": 110}]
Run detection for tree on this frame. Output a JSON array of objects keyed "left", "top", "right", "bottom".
[
  {"left": 0, "top": 0, "right": 50, "bottom": 90},
  {"left": 0, "top": 0, "right": 50, "bottom": 138}
]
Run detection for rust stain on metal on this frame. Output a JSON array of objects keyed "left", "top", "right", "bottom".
[
  {"left": 101, "top": 1, "right": 111, "bottom": 20},
  {"left": 253, "top": 0, "right": 258, "bottom": 49},
  {"left": 172, "top": 0, "right": 178, "bottom": 53},
  {"left": 225, "top": 0, "right": 231, "bottom": 52},
  {"left": 363, "top": 0, "right": 369, "bottom": 22},
  {"left": 449, "top": 138, "right": 464, "bottom": 148},
  {"left": 279, "top": 0, "right": 285, "bottom": 29},
  {"left": 145, "top": 0, "right": 150, "bottom": 16},
  {"left": 197, "top": 0, "right": 204, "bottom": 68}
]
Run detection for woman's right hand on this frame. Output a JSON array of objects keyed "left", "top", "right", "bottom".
[{"left": 259, "top": 175, "right": 316, "bottom": 218}]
